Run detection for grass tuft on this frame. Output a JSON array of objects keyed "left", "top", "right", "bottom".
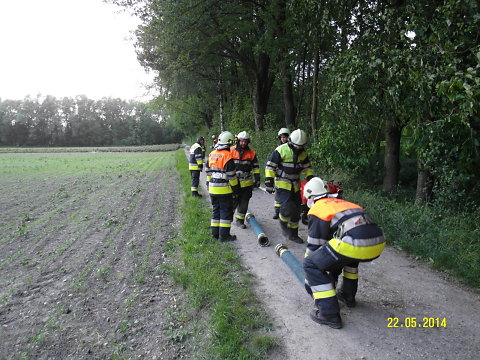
[{"left": 169, "top": 150, "right": 277, "bottom": 359}]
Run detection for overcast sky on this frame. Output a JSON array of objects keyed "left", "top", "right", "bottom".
[{"left": 0, "top": 0, "right": 156, "bottom": 101}]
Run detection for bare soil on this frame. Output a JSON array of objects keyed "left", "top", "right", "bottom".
[
  {"left": 196, "top": 169, "right": 480, "bottom": 360},
  {"left": 0, "top": 159, "right": 188, "bottom": 359}
]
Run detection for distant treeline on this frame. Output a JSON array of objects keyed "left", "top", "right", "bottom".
[{"left": 0, "top": 95, "right": 182, "bottom": 147}]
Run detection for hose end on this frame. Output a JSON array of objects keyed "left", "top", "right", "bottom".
[
  {"left": 258, "top": 234, "right": 270, "bottom": 247},
  {"left": 275, "top": 243, "right": 288, "bottom": 256},
  {"left": 245, "top": 212, "right": 254, "bottom": 222}
]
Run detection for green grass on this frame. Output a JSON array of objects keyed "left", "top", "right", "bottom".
[{"left": 169, "top": 150, "right": 278, "bottom": 359}]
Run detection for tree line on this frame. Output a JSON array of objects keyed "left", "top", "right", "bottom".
[
  {"left": 110, "top": 0, "right": 479, "bottom": 211},
  {"left": 0, "top": 95, "right": 182, "bottom": 147}
]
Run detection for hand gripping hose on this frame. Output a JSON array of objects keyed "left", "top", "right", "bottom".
[
  {"left": 274, "top": 243, "right": 305, "bottom": 286},
  {"left": 245, "top": 212, "right": 270, "bottom": 247}
]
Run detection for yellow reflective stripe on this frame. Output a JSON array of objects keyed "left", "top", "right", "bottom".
[
  {"left": 196, "top": 159, "right": 203, "bottom": 165},
  {"left": 240, "top": 179, "right": 254, "bottom": 187},
  {"left": 209, "top": 186, "right": 232, "bottom": 195},
  {"left": 343, "top": 272, "right": 359, "bottom": 280},
  {"left": 210, "top": 221, "right": 220, "bottom": 227},
  {"left": 265, "top": 169, "right": 276, "bottom": 178},
  {"left": 276, "top": 180, "right": 292, "bottom": 190},
  {"left": 189, "top": 165, "right": 200, "bottom": 170},
  {"left": 274, "top": 202, "right": 281, "bottom": 208},
  {"left": 329, "top": 238, "right": 385, "bottom": 260},
  {"left": 219, "top": 223, "right": 231, "bottom": 228},
  {"left": 207, "top": 176, "right": 211, "bottom": 181},
  {"left": 229, "top": 178, "right": 239, "bottom": 187},
  {"left": 303, "top": 168, "right": 314, "bottom": 177},
  {"left": 312, "top": 289, "right": 337, "bottom": 299},
  {"left": 253, "top": 169, "right": 260, "bottom": 174}
]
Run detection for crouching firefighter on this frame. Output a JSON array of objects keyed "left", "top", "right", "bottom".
[
  {"left": 230, "top": 131, "right": 260, "bottom": 229},
  {"left": 302, "top": 177, "right": 386, "bottom": 329},
  {"left": 264, "top": 129, "right": 314, "bottom": 243},
  {"left": 205, "top": 131, "right": 239, "bottom": 242},
  {"left": 188, "top": 136, "right": 206, "bottom": 197}
]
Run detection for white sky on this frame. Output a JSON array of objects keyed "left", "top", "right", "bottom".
[{"left": 0, "top": 0, "right": 156, "bottom": 101}]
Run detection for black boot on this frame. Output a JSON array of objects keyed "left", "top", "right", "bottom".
[
  {"left": 338, "top": 278, "right": 358, "bottom": 307},
  {"left": 219, "top": 234, "right": 237, "bottom": 242},
  {"left": 288, "top": 228, "right": 304, "bottom": 244},
  {"left": 192, "top": 191, "right": 202, "bottom": 198},
  {"left": 309, "top": 309, "right": 342, "bottom": 329},
  {"left": 236, "top": 219, "right": 246, "bottom": 229},
  {"left": 273, "top": 210, "right": 279, "bottom": 219},
  {"left": 337, "top": 291, "right": 356, "bottom": 307}
]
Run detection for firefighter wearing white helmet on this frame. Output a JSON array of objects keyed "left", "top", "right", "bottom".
[
  {"left": 188, "top": 136, "right": 206, "bottom": 197},
  {"left": 230, "top": 131, "right": 260, "bottom": 229},
  {"left": 265, "top": 128, "right": 314, "bottom": 243},
  {"left": 205, "top": 131, "right": 239, "bottom": 242},
  {"left": 302, "top": 177, "right": 386, "bottom": 329},
  {"left": 272, "top": 128, "right": 291, "bottom": 219}
]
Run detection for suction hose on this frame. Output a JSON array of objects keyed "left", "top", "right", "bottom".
[
  {"left": 274, "top": 243, "right": 305, "bottom": 286},
  {"left": 245, "top": 212, "right": 270, "bottom": 246}
]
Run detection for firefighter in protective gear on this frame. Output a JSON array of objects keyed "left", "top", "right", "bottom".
[
  {"left": 265, "top": 129, "right": 314, "bottom": 243},
  {"left": 205, "top": 131, "right": 239, "bottom": 242},
  {"left": 272, "top": 128, "right": 291, "bottom": 219},
  {"left": 188, "top": 136, "right": 206, "bottom": 197},
  {"left": 230, "top": 131, "right": 260, "bottom": 229},
  {"left": 302, "top": 177, "right": 386, "bottom": 329}
]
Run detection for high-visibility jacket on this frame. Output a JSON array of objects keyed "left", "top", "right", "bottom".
[
  {"left": 206, "top": 149, "right": 239, "bottom": 195},
  {"left": 230, "top": 145, "right": 260, "bottom": 188},
  {"left": 307, "top": 197, "right": 385, "bottom": 260},
  {"left": 189, "top": 142, "right": 205, "bottom": 170},
  {"left": 265, "top": 143, "right": 314, "bottom": 192}
]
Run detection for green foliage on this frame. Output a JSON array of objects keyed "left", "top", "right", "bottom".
[{"left": 348, "top": 188, "right": 480, "bottom": 288}]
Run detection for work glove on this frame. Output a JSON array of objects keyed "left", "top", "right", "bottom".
[
  {"left": 198, "top": 164, "right": 203, "bottom": 171},
  {"left": 265, "top": 186, "right": 275, "bottom": 194}
]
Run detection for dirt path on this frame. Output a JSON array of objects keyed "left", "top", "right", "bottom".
[{"left": 198, "top": 170, "right": 480, "bottom": 360}]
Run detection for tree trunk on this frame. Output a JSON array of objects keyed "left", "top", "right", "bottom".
[
  {"left": 282, "top": 64, "right": 296, "bottom": 129},
  {"left": 252, "top": 52, "right": 274, "bottom": 131},
  {"left": 310, "top": 48, "right": 320, "bottom": 136},
  {"left": 415, "top": 159, "right": 433, "bottom": 205},
  {"left": 383, "top": 116, "right": 402, "bottom": 193}
]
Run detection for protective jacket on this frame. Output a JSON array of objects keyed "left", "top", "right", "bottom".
[
  {"left": 206, "top": 148, "right": 239, "bottom": 196},
  {"left": 265, "top": 143, "right": 314, "bottom": 192},
  {"left": 306, "top": 197, "right": 385, "bottom": 259},
  {"left": 189, "top": 142, "right": 205, "bottom": 171},
  {"left": 230, "top": 145, "right": 260, "bottom": 188}
]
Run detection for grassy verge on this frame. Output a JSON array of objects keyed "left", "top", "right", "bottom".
[
  {"left": 0, "top": 144, "right": 181, "bottom": 153},
  {"left": 347, "top": 189, "right": 480, "bottom": 289},
  {"left": 168, "top": 150, "right": 277, "bottom": 359}
]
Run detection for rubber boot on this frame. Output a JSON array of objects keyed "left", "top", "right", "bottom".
[
  {"left": 192, "top": 191, "right": 202, "bottom": 198},
  {"left": 288, "top": 227, "right": 304, "bottom": 244},
  {"left": 273, "top": 209, "right": 279, "bottom": 219},
  {"left": 219, "top": 234, "right": 237, "bottom": 242},
  {"left": 338, "top": 278, "right": 357, "bottom": 307},
  {"left": 236, "top": 219, "right": 246, "bottom": 229},
  {"left": 280, "top": 220, "right": 289, "bottom": 238},
  {"left": 309, "top": 309, "right": 342, "bottom": 329}
]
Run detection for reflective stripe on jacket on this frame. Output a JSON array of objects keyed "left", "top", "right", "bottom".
[
  {"left": 206, "top": 149, "right": 239, "bottom": 195},
  {"left": 189, "top": 143, "right": 204, "bottom": 170},
  {"left": 307, "top": 198, "right": 385, "bottom": 260},
  {"left": 265, "top": 143, "right": 314, "bottom": 192},
  {"left": 230, "top": 145, "right": 260, "bottom": 188}
]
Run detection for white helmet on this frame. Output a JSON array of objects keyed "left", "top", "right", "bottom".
[
  {"left": 289, "top": 129, "right": 307, "bottom": 146},
  {"left": 217, "top": 131, "right": 235, "bottom": 145},
  {"left": 237, "top": 131, "right": 250, "bottom": 140},
  {"left": 277, "top": 128, "right": 291, "bottom": 137},
  {"left": 303, "top": 177, "right": 329, "bottom": 199}
]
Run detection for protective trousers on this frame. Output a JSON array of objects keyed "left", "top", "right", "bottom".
[
  {"left": 303, "top": 244, "right": 359, "bottom": 314},
  {"left": 234, "top": 187, "right": 253, "bottom": 224},
  {"left": 210, "top": 194, "right": 234, "bottom": 240},
  {"left": 277, "top": 188, "right": 301, "bottom": 230},
  {"left": 190, "top": 170, "right": 200, "bottom": 193}
]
